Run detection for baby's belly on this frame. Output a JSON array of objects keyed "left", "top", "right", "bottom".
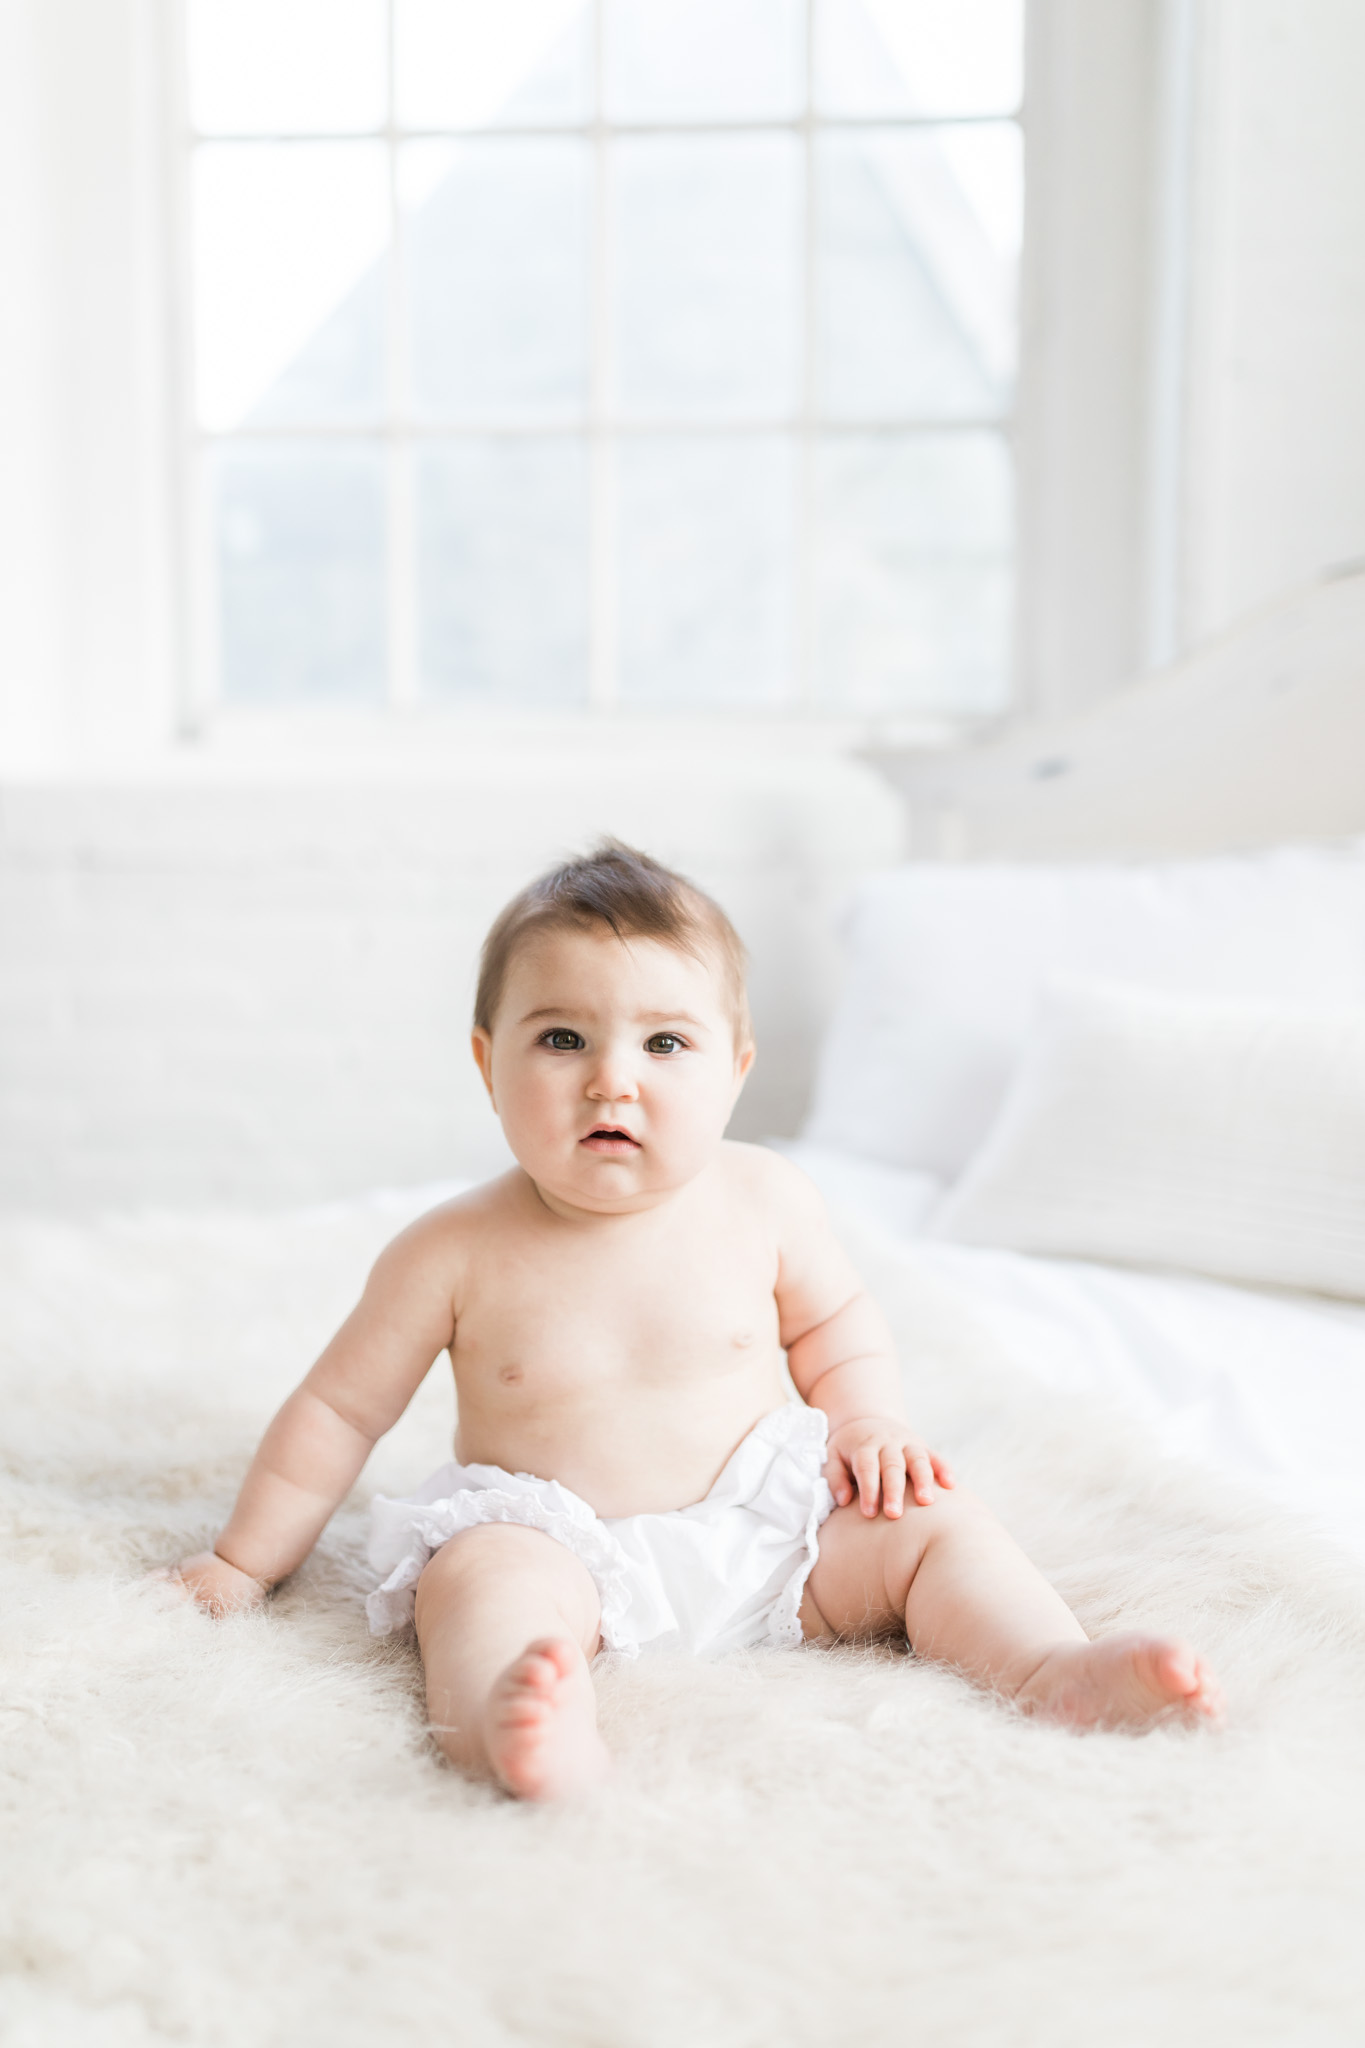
[{"left": 451, "top": 1363, "right": 791, "bottom": 1518}]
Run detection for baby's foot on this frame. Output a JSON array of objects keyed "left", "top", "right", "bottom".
[
  {"left": 483, "top": 1638, "right": 610, "bottom": 1801},
  {"left": 1014, "top": 1632, "right": 1224, "bottom": 1732}
]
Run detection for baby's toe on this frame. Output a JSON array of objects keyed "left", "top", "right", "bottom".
[
  {"left": 1149, "top": 1640, "right": 1224, "bottom": 1723},
  {"left": 1155, "top": 1641, "right": 1200, "bottom": 1693},
  {"left": 1188, "top": 1660, "right": 1226, "bottom": 1723},
  {"left": 523, "top": 1638, "right": 578, "bottom": 1684}
]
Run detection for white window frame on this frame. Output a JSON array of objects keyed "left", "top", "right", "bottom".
[{"left": 169, "top": 0, "right": 1023, "bottom": 743}]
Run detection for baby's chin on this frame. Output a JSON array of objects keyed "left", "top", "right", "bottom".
[{"left": 521, "top": 1150, "right": 703, "bottom": 1217}]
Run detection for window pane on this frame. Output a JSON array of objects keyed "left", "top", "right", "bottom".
[
  {"left": 614, "top": 137, "right": 802, "bottom": 418},
  {"left": 815, "top": 0, "right": 1023, "bottom": 117},
  {"left": 215, "top": 443, "right": 386, "bottom": 704},
  {"left": 395, "top": 0, "right": 591, "bottom": 129},
  {"left": 604, "top": 0, "right": 804, "bottom": 120},
  {"left": 815, "top": 431, "right": 1011, "bottom": 714},
  {"left": 417, "top": 441, "right": 589, "bottom": 704},
  {"left": 188, "top": 0, "right": 387, "bottom": 134},
  {"left": 404, "top": 141, "right": 589, "bottom": 419},
  {"left": 194, "top": 144, "right": 388, "bottom": 430},
  {"left": 818, "top": 125, "right": 1020, "bottom": 419},
  {"left": 618, "top": 436, "right": 794, "bottom": 707}
]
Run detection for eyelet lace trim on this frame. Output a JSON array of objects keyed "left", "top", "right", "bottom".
[{"left": 761, "top": 1418, "right": 835, "bottom": 1650}]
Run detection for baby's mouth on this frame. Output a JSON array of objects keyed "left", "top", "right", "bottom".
[{"left": 580, "top": 1125, "right": 641, "bottom": 1154}]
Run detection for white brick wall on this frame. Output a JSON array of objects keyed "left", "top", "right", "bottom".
[{"left": 0, "top": 755, "right": 904, "bottom": 1212}]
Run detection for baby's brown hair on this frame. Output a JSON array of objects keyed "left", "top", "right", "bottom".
[{"left": 475, "top": 841, "right": 751, "bottom": 1044}]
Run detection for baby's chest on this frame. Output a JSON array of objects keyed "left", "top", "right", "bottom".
[{"left": 455, "top": 1239, "right": 779, "bottom": 1393}]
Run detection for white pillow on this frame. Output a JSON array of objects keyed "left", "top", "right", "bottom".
[
  {"left": 801, "top": 845, "right": 1365, "bottom": 1179},
  {"left": 931, "top": 979, "right": 1365, "bottom": 1300},
  {"left": 766, "top": 1139, "right": 943, "bottom": 1241}
]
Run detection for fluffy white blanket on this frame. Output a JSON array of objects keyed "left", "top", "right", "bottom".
[{"left": 3, "top": 1196, "right": 1364, "bottom": 2047}]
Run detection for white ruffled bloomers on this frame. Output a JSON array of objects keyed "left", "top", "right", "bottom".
[{"left": 365, "top": 1401, "right": 834, "bottom": 1660}]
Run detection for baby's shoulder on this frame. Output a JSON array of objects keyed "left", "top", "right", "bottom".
[
  {"left": 371, "top": 1170, "right": 523, "bottom": 1285},
  {"left": 715, "top": 1140, "right": 827, "bottom": 1222}
]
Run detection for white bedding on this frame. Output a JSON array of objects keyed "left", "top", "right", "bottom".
[
  {"left": 778, "top": 1140, "right": 1365, "bottom": 1565},
  {"left": 7, "top": 1194, "right": 1365, "bottom": 2042}
]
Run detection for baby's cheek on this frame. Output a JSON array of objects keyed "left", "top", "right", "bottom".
[
  {"left": 662, "top": 1096, "right": 730, "bottom": 1173},
  {"left": 495, "top": 1092, "right": 563, "bottom": 1173},
  {"left": 504, "top": 1067, "right": 569, "bottom": 1132}
]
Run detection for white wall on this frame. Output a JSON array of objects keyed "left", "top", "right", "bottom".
[
  {"left": 1179, "top": 0, "right": 1365, "bottom": 646},
  {"left": 0, "top": 753, "right": 904, "bottom": 1211},
  {"left": 1016, "top": 0, "right": 1365, "bottom": 715},
  {"left": 0, "top": 0, "right": 177, "bottom": 769},
  {"left": 1015, "top": 0, "right": 1159, "bottom": 717}
]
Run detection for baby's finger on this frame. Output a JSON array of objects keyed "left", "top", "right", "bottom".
[
  {"left": 851, "top": 1444, "right": 882, "bottom": 1516},
  {"left": 880, "top": 1447, "right": 906, "bottom": 1518},
  {"left": 824, "top": 1448, "right": 855, "bottom": 1510},
  {"left": 907, "top": 1449, "right": 937, "bottom": 1506},
  {"left": 931, "top": 1453, "right": 956, "bottom": 1490}
]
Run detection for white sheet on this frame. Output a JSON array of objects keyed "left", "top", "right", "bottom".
[{"left": 776, "top": 1139, "right": 1365, "bottom": 1564}]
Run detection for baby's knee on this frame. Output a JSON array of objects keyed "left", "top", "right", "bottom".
[
  {"left": 920, "top": 1483, "right": 1011, "bottom": 1548},
  {"left": 882, "top": 1481, "right": 991, "bottom": 1576},
  {"left": 922, "top": 1482, "right": 987, "bottom": 1521},
  {"left": 415, "top": 1521, "right": 541, "bottom": 1612},
  {"left": 887, "top": 1481, "right": 984, "bottom": 1534}
]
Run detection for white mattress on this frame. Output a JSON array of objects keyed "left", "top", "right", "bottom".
[{"left": 776, "top": 1140, "right": 1365, "bottom": 1565}]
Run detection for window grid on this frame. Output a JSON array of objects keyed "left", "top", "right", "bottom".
[{"left": 182, "top": 0, "right": 1021, "bottom": 722}]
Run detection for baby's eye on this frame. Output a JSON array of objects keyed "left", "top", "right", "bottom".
[
  {"left": 541, "top": 1028, "right": 584, "bottom": 1052},
  {"left": 645, "top": 1032, "right": 686, "bottom": 1056}
]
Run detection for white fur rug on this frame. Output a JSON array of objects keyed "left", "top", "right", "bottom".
[{"left": 3, "top": 1193, "right": 1365, "bottom": 2047}]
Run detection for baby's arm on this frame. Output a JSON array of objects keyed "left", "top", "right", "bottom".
[
  {"left": 769, "top": 1158, "right": 953, "bottom": 1518},
  {"left": 173, "top": 1217, "right": 459, "bottom": 1615}
]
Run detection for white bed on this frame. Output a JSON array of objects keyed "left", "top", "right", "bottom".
[
  {"left": 778, "top": 830, "right": 1365, "bottom": 1570},
  {"left": 777, "top": 1138, "right": 1365, "bottom": 1565},
  {"left": 7, "top": 833, "right": 1365, "bottom": 2041},
  {"left": 7, "top": 580, "right": 1365, "bottom": 2037}
]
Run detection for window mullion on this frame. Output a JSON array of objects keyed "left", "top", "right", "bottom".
[
  {"left": 794, "top": 0, "right": 818, "bottom": 713},
  {"left": 385, "top": 0, "right": 417, "bottom": 709},
  {"left": 587, "top": 0, "right": 617, "bottom": 711},
  {"left": 180, "top": 1, "right": 1023, "bottom": 731},
  {"left": 168, "top": 0, "right": 217, "bottom": 737}
]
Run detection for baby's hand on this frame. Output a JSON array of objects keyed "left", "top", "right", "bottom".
[
  {"left": 825, "top": 1417, "right": 955, "bottom": 1518},
  {"left": 155, "top": 1549, "right": 270, "bottom": 1618}
]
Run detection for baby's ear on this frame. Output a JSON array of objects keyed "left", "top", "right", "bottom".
[
  {"left": 470, "top": 1028, "right": 496, "bottom": 1103},
  {"left": 735, "top": 1041, "right": 756, "bottom": 1084}
]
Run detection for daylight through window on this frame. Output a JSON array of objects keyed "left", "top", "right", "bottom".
[{"left": 185, "top": 0, "right": 1023, "bottom": 720}]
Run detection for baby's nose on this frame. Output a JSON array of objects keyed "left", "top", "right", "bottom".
[{"left": 588, "top": 1050, "right": 639, "bottom": 1100}]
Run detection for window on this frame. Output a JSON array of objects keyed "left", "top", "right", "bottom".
[{"left": 183, "top": 0, "right": 1023, "bottom": 724}]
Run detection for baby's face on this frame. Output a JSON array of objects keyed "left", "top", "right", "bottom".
[{"left": 473, "top": 925, "right": 753, "bottom": 1215}]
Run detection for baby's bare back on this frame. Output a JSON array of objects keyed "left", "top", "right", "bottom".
[{"left": 446, "top": 1148, "right": 790, "bottom": 1516}]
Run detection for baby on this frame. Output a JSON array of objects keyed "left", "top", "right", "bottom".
[{"left": 173, "top": 842, "right": 1221, "bottom": 1799}]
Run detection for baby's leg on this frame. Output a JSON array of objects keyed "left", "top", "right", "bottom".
[
  {"left": 413, "top": 1523, "right": 609, "bottom": 1799},
  {"left": 804, "top": 1491, "right": 1221, "bottom": 1730}
]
